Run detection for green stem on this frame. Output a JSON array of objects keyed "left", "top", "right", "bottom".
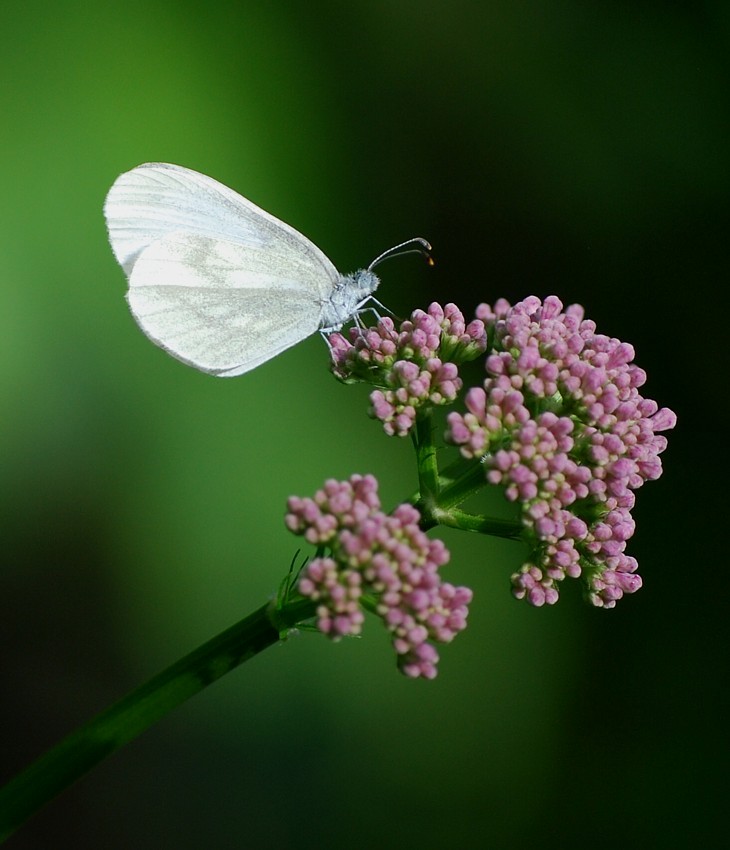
[
  {"left": 432, "top": 453, "right": 477, "bottom": 489},
  {"left": 412, "top": 410, "right": 440, "bottom": 505},
  {"left": 433, "top": 507, "right": 523, "bottom": 539},
  {"left": 0, "top": 596, "right": 316, "bottom": 843},
  {"left": 412, "top": 451, "right": 522, "bottom": 539},
  {"left": 412, "top": 444, "right": 492, "bottom": 530},
  {"left": 436, "top": 461, "right": 491, "bottom": 510}
]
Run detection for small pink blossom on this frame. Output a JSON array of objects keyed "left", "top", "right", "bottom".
[
  {"left": 447, "top": 295, "right": 676, "bottom": 609},
  {"left": 329, "top": 303, "right": 487, "bottom": 437},
  {"left": 286, "top": 475, "right": 472, "bottom": 678}
]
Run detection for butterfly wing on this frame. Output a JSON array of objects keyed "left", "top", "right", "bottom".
[
  {"left": 104, "top": 163, "right": 341, "bottom": 374},
  {"left": 126, "top": 231, "right": 327, "bottom": 375}
]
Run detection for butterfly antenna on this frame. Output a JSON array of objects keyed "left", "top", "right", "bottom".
[{"left": 368, "top": 237, "right": 434, "bottom": 271}]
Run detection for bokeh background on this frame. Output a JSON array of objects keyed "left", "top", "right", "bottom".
[{"left": 1, "top": 2, "right": 726, "bottom": 847}]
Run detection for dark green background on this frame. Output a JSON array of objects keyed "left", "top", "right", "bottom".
[{"left": 1, "top": 2, "right": 725, "bottom": 847}]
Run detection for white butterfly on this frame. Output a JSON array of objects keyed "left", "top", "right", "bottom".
[{"left": 104, "top": 163, "right": 430, "bottom": 377}]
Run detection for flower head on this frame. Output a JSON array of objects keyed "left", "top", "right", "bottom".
[
  {"left": 286, "top": 474, "right": 472, "bottom": 678},
  {"left": 329, "top": 303, "right": 486, "bottom": 437},
  {"left": 446, "top": 295, "right": 676, "bottom": 609}
]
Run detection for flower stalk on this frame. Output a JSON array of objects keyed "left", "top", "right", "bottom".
[{"left": 412, "top": 409, "right": 440, "bottom": 508}]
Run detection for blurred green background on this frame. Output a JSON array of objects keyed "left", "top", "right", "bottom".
[{"left": 1, "top": 1, "right": 725, "bottom": 847}]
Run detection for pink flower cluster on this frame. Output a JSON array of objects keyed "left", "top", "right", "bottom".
[
  {"left": 285, "top": 474, "right": 473, "bottom": 679},
  {"left": 328, "top": 303, "right": 487, "bottom": 436},
  {"left": 446, "top": 295, "right": 676, "bottom": 609}
]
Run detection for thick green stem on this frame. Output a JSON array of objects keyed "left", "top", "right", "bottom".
[
  {"left": 0, "top": 597, "right": 316, "bottom": 843},
  {"left": 412, "top": 410, "right": 440, "bottom": 505}
]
